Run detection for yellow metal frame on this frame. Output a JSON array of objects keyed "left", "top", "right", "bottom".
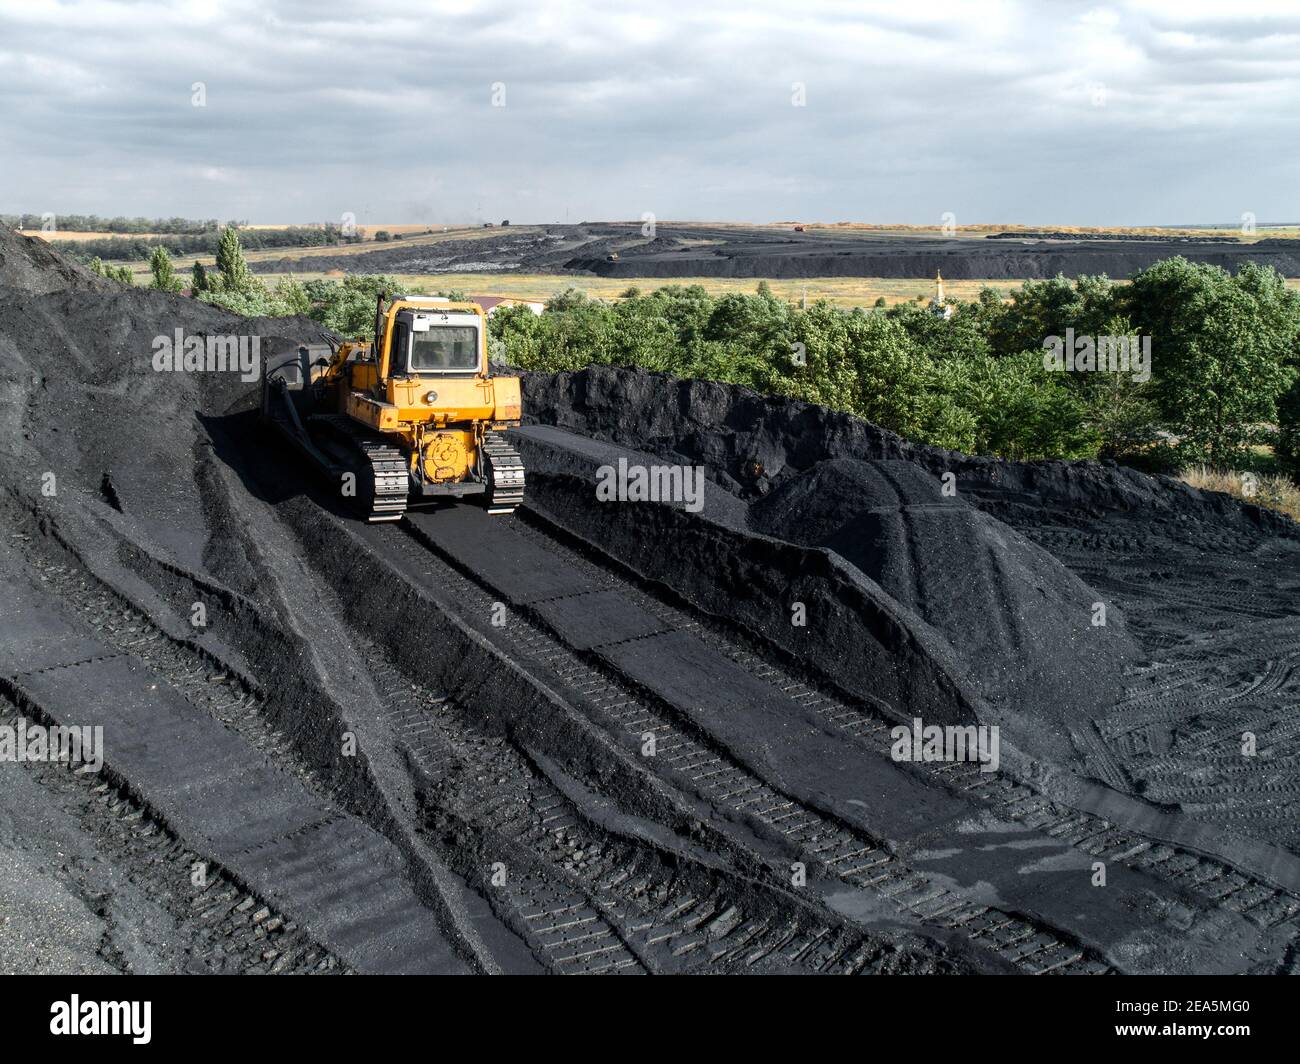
[{"left": 318, "top": 297, "right": 522, "bottom": 486}]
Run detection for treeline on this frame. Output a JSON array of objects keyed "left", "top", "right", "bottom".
[
  {"left": 3, "top": 213, "right": 232, "bottom": 234},
  {"left": 488, "top": 262, "right": 1300, "bottom": 474},
  {"left": 56, "top": 225, "right": 360, "bottom": 262},
  {"left": 115, "top": 229, "right": 1300, "bottom": 477}
]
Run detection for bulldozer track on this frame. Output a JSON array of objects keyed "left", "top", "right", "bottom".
[
  {"left": 360, "top": 642, "right": 948, "bottom": 974},
  {"left": 8, "top": 529, "right": 465, "bottom": 973},
  {"left": 374, "top": 518, "right": 1120, "bottom": 974},
  {"left": 1060, "top": 543, "right": 1300, "bottom": 853},
  {"left": 400, "top": 510, "right": 1300, "bottom": 970},
  {"left": 502, "top": 518, "right": 1300, "bottom": 926},
  {"left": 480, "top": 431, "right": 526, "bottom": 515},
  {"left": 16, "top": 490, "right": 1299, "bottom": 974},
  {"left": 0, "top": 690, "right": 344, "bottom": 975},
  {"left": 23, "top": 551, "right": 327, "bottom": 798},
  {"left": 310, "top": 414, "right": 409, "bottom": 523},
  {"left": 21, "top": 501, "right": 908, "bottom": 976}
]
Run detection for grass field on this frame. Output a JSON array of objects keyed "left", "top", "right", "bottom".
[
  {"left": 251, "top": 271, "right": 1016, "bottom": 309},
  {"left": 1181, "top": 466, "right": 1300, "bottom": 522},
  {"left": 240, "top": 222, "right": 456, "bottom": 239},
  {"left": 19, "top": 229, "right": 170, "bottom": 241}
]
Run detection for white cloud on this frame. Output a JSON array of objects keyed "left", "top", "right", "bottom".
[{"left": 0, "top": 0, "right": 1296, "bottom": 224}]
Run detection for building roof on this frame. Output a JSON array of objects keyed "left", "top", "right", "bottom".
[{"left": 468, "top": 295, "right": 545, "bottom": 314}]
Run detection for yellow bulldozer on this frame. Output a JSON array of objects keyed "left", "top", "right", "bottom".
[{"left": 261, "top": 294, "right": 524, "bottom": 521}]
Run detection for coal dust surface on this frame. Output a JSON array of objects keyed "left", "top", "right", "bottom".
[{"left": 2, "top": 228, "right": 1299, "bottom": 975}]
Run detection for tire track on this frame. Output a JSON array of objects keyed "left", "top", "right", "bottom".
[{"left": 384, "top": 515, "right": 1116, "bottom": 974}]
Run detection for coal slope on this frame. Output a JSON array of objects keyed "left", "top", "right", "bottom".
[
  {"left": 0, "top": 230, "right": 995, "bottom": 975},
  {"left": 517, "top": 369, "right": 1300, "bottom": 909},
  {"left": 3, "top": 227, "right": 1300, "bottom": 974},
  {"left": 251, "top": 222, "right": 1300, "bottom": 280}
]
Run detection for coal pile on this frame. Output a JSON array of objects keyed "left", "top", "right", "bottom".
[
  {"left": 252, "top": 222, "right": 1300, "bottom": 281},
  {"left": 520, "top": 366, "right": 1300, "bottom": 873},
  {"left": 518, "top": 369, "right": 1148, "bottom": 766},
  {"left": 3, "top": 233, "right": 1300, "bottom": 975},
  {"left": 0, "top": 226, "right": 110, "bottom": 295},
  {"left": 748, "top": 457, "right": 1143, "bottom": 737}
]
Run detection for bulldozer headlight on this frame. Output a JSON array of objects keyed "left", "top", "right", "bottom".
[{"left": 424, "top": 390, "right": 439, "bottom": 403}]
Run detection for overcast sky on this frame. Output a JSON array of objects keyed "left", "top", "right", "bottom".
[{"left": 1, "top": 0, "right": 1297, "bottom": 226}]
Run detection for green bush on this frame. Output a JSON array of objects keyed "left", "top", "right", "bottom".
[
  {"left": 201, "top": 258, "right": 1300, "bottom": 472},
  {"left": 148, "top": 246, "right": 184, "bottom": 293}
]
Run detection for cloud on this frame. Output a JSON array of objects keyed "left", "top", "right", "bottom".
[{"left": 0, "top": 0, "right": 1296, "bottom": 224}]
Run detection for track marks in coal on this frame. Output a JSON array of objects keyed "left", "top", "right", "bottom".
[
  {"left": 413, "top": 507, "right": 1300, "bottom": 972},
  {"left": 1042, "top": 528, "right": 1300, "bottom": 855},
  {"left": 387, "top": 512, "right": 1121, "bottom": 974},
  {"left": 305, "top": 524, "right": 971, "bottom": 974},
  {"left": 0, "top": 694, "right": 345, "bottom": 975}
]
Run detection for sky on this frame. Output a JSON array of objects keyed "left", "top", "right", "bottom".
[{"left": 1, "top": 0, "right": 1298, "bottom": 226}]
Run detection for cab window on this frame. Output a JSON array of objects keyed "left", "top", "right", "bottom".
[
  {"left": 388, "top": 322, "right": 410, "bottom": 376},
  {"left": 410, "top": 326, "right": 479, "bottom": 372}
]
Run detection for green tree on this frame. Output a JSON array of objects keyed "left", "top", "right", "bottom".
[
  {"left": 1127, "top": 258, "right": 1300, "bottom": 465},
  {"left": 1278, "top": 377, "right": 1300, "bottom": 477},
  {"left": 214, "top": 227, "right": 255, "bottom": 295},
  {"left": 272, "top": 276, "right": 311, "bottom": 316},
  {"left": 989, "top": 273, "right": 1119, "bottom": 358},
  {"left": 305, "top": 274, "right": 405, "bottom": 338},
  {"left": 199, "top": 287, "right": 277, "bottom": 316},
  {"left": 957, "top": 352, "right": 1097, "bottom": 460},
  {"left": 148, "top": 246, "right": 183, "bottom": 292}
]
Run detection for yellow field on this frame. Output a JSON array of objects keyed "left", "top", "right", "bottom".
[
  {"left": 250, "top": 270, "right": 1017, "bottom": 309},
  {"left": 247, "top": 271, "right": 1300, "bottom": 310},
  {"left": 20, "top": 229, "right": 169, "bottom": 241},
  {"left": 240, "top": 222, "right": 467, "bottom": 240}
]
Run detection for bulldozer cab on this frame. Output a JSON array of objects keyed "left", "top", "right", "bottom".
[{"left": 382, "top": 300, "right": 485, "bottom": 381}]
